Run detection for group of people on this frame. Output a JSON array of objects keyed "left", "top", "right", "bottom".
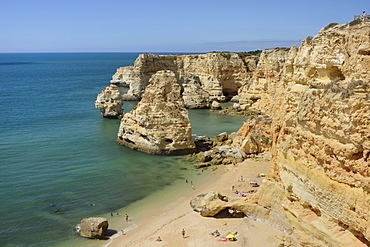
[
  {"left": 111, "top": 213, "right": 129, "bottom": 222},
  {"left": 210, "top": 230, "right": 238, "bottom": 242}
]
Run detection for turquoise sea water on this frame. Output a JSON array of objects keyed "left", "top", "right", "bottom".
[{"left": 0, "top": 53, "right": 247, "bottom": 247}]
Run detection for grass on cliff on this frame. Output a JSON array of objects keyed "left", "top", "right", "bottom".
[
  {"left": 209, "top": 48, "right": 292, "bottom": 59},
  {"left": 323, "top": 22, "right": 339, "bottom": 31},
  {"left": 348, "top": 19, "right": 362, "bottom": 26}
]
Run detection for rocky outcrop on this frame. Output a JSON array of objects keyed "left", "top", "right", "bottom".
[
  {"left": 94, "top": 85, "right": 124, "bottom": 118},
  {"left": 181, "top": 75, "right": 210, "bottom": 108},
  {"left": 237, "top": 48, "right": 290, "bottom": 112},
  {"left": 110, "top": 66, "right": 134, "bottom": 86},
  {"left": 190, "top": 23, "right": 370, "bottom": 247},
  {"left": 231, "top": 116, "right": 272, "bottom": 154},
  {"left": 113, "top": 52, "right": 258, "bottom": 103},
  {"left": 116, "top": 70, "right": 196, "bottom": 155},
  {"left": 190, "top": 191, "right": 245, "bottom": 217},
  {"left": 237, "top": 23, "right": 370, "bottom": 247},
  {"left": 77, "top": 217, "right": 108, "bottom": 239}
]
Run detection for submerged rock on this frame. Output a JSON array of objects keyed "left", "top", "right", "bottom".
[{"left": 116, "top": 70, "right": 196, "bottom": 155}]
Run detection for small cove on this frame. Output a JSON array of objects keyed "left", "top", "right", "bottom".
[{"left": 0, "top": 53, "right": 247, "bottom": 246}]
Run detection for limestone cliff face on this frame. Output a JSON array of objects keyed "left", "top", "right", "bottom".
[
  {"left": 111, "top": 53, "right": 258, "bottom": 104},
  {"left": 116, "top": 70, "right": 196, "bottom": 155},
  {"left": 110, "top": 66, "right": 134, "bottom": 86},
  {"left": 239, "top": 23, "right": 370, "bottom": 247},
  {"left": 94, "top": 85, "right": 124, "bottom": 118},
  {"left": 238, "top": 48, "right": 289, "bottom": 112}
]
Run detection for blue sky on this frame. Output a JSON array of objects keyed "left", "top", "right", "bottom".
[{"left": 0, "top": 0, "right": 367, "bottom": 53}]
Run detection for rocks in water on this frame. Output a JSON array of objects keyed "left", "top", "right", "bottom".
[
  {"left": 210, "top": 101, "right": 222, "bottom": 110},
  {"left": 94, "top": 85, "right": 124, "bottom": 119},
  {"left": 77, "top": 217, "right": 108, "bottom": 239},
  {"left": 116, "top": 70, "right": 196, "bottom": 155},
  {"left": 117, "top": 52, "right": 258, "bottom": 102}
]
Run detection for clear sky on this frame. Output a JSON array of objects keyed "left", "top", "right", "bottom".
[{"left": 0, "top": 0, "right": 368, "bottom": 53}]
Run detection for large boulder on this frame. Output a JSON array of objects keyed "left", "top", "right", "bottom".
[
  {"left": 190, "top": 191, "right": 245, "bottom": 217},
  {"left": 77, "top": 217, "right": 108, "bottom": 239},
  {"left": 95, "top": 85, "right": 124, "bottom": 118},
  {"left": 116, "top": 70, "right": 196, "bottom": 155},
  {"left": 190, "top": 191, "right": 230, "bottom": 216}
]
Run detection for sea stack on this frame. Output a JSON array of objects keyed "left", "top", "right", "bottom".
[
  {"left": 116, "top": 70, "right": 196, "bottom": 155},
  {"left": 94, "top": 85, "right": 124, "bottom": 118}
]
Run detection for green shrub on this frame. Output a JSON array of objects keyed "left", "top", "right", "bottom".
[
  {"left": 323, "top": 22, "right": 339, "bottom": 31},
  {"left": 348, "top": 19, "right": 362, "bottom": 26},
  {"left": 238, "top": 50, "right": 263, "bottom": 57}
]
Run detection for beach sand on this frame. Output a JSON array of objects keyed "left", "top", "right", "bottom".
[{"left": 105, "top": 153, "right": 295, "bottom": 247}]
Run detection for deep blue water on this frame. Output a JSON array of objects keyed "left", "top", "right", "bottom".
[{"left": 0, "top": 53, "right": 246, "bottom": 246}]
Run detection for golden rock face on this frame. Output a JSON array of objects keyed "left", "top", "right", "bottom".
[
  {"left": 111, "top": 52, "right": 258, "bottom": 104},
  {"left": 116, "top": 70, "right": 196, "bottom": 155},
  {"left": 239, "top": 24, "right": 370, "bottom": 246}
]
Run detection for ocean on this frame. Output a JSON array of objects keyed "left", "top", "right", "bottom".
[{"left": 0, "top": 53, "right": 247, "bottom": 246}]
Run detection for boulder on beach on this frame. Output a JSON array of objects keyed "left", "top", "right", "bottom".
[{"left": 77, "top": 217, "right": 108, "bottom": 239}]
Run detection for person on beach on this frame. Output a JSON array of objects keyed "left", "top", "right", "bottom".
[
  {"left": 125, "top": 214, "right": 129, "bottom": 222},
  {"left": 156, "top": 236, "right": 162, "bottom": 241},
  {"left": 182, "top": 229, "right": 186, "bottom": 238}
]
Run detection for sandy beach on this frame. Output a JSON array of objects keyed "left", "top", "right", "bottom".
[{"left": 104, "top": 153, "right": 296, "bottom": 247}]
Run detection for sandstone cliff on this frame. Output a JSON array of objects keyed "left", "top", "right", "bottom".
[
  {"left": 116, "top": 70, "right": 196, "bottom": 155},
  {"left": 111, "top": 52, "right": 258, "bottom": 106},
  {"left": 235, "top": 23, "right": 370, "bottom": 247},
  {"left": 101, "top": 21, "right": 370, "bottom": 247}
]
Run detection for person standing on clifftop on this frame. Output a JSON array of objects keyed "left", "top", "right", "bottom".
[{"left": 363, "top": 11, "right": 369, "bottom": 22}]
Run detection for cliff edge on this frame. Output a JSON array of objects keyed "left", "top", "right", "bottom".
[{"left": 238, "top": 23, "right": 370, "bottom": 247}]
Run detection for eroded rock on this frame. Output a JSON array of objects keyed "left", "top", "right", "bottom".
[
  {"left": 116, "top": 70, "right": 196, "bottom": 155},
  {"left": 94, "top": 85, "right": 124, "bottom": 118},
  {"left": 77, "top": 217, "right": 108, "bottom": 239}
]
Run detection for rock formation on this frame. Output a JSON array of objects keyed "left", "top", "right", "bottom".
[
  {"left": 189, "top": 23, "right": 370, "bottom": 247},
  {"left": 110, "top": 66, "right": 134, "bottom": 86},
  {"left": 98, "top": 21, "right": 370, "bottom": 247},
  {"left": 181, "top": 75, "right": 210, "bottom": 108},
  {"left": 236, "top": 23, "right": 370, "bottom": 247},
  {"left": 94, "top": 85, "right": 124, "bottom": 118},
  {"left": 116, "top": 70, "right": 196, "bottom": 155},
  {"left": 190, "top": 191, "right": 245, "bottom": 217},
  {"left": 111, "top": 52, "right": 258, "bottom": 104},
  {"left": 77, "top": 217, "right": 108, "bottom": 239}
]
